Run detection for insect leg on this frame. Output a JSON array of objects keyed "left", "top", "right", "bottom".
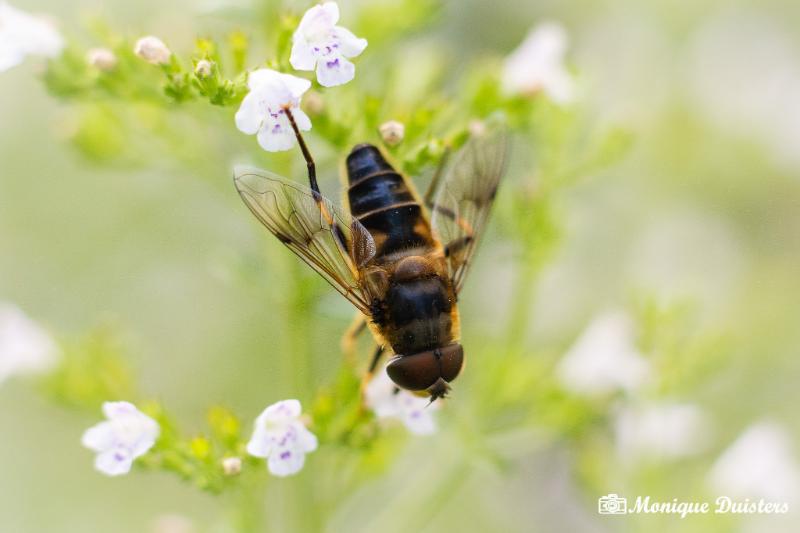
[
  {"left": 360, "top": 344, "right": 386, "bottom": 403},
  {"left": 284, "top": 106, "right": 352, "bottom": 256},
  {"left": 283, "top": 106, "right": 321, "bottom": 198},
  {"left": 341, "top": 313, "right": 368, "bottom": 366},
  {"left": 367, "top": 344, "right": 385, "bottom": 374}
]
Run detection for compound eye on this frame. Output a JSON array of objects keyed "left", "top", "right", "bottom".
[
  {"left": 439, "top": 344, "right": 464, "bottom": 383},
  {"left": 386, "top": 351, "right": 439, "bottom": 391}
]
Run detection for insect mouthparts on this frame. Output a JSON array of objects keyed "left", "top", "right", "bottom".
[{"left": 426, "top": 378, "right": 451, "bottom": 404}]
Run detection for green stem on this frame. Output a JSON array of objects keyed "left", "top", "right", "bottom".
[{"left": 273, "top": 260, "right": 320, "bottom": 532}]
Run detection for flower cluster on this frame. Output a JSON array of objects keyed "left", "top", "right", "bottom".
[
  {"left": 246, "top": 399, "right": 318, "bottom": 477},
  {"left": 235, "top": 1, "right": 366, "bottom": 152}
]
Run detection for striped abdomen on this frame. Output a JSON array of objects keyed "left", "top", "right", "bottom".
[
  {"left": 346, "top": 144, "right": 435, "bottom": 261},
  {"left": 346, "top": 144, "right": 458, "bottom": 355}
]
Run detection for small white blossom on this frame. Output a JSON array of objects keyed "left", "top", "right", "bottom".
[
  {"left": 614, "top": 402, "right": 710, "bottom": 461},
  {"left": 194, "top": 59, "right": 212, "bottom": 78},
  {"left": 0, "top": 302, "right": 59, "bottom": 384},
  {"left": 290, "top": 1, "right": 367, "bottom": 87},
  {"left": 365, "top": 368, "right": 438, "bottom": 435},
  {"left": 134, "top": 35, "right": 171, "bottom": 65},
  {"left": 235, "top": 68, "right": 312, "bottom": 152},
  {"left": 502, "top": 21, "right": 574, "bottom": 104},
  {"left": 468, "top": 119, "right": 487, "bottom": 138},
  {"left": 0, "top": 2, "right": 63, "bottom": 72},
  {"left": 221, "top": 456, "right": 242, "bottom": 475},
  {"left": 246, "top": 399, "right": 318, "bottom": 477},
  {"left": 708, "top": 421, "right": 800, "bottom": 503},
  {"left": 379, "top": 120, "right": 405, "bottom": 146},
  {"left": 556, "top": 310, "right": 651, "bottom": 395},
  {"left": 81, "top": 401, "right": 160, "bottom": 476},
  {"left": 86, "top": 47, "right": 117, "bottom": 71}
]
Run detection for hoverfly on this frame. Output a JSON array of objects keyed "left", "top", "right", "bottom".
[{"left": 234, "top": 110, "right": 509, "bottom": 401}]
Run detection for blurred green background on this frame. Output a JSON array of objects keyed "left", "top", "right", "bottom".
[{"left": 2, "top": 0, "right": 800, "bottom": 532}]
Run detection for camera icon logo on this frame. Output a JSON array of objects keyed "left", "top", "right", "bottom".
[{"left": 598, "top": 494, "right": 628, "bottom": 515}]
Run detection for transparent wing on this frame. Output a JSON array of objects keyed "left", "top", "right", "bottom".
[
  {"left": 430, "top": 121, "right": 510, "bottom": 293},
  {"left": 234, "top": 166, "right": 376, "bottom": 314}
]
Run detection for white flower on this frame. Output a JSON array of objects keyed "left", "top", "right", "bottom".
[
  {"left": 708, "top": 421, "right": 800, "bottom": 503},
  {"left": 81, "top": 401, "right": 160, "bottom": 476},
  {"left": 556, "top": 310, "right": 651, "bottom": 395},
  {"left": 365, "top": 368, "right": 438, "bottom": 435},
  {"left": 502, "top": 21, "right": 574, "bottom": 104},
  {"left": 0, "top": 302, "right": 59, "bottom": 384},
  {"left": 133, "top": 35, "right": 171, "bottom": 65},
  {"left": 246, "top": 399, "right": 318, "bottom": 477},
  {"left": 194, "top": 59, "right": 212, "bottom": 78},
  {"left": 221, "top": 456, "right": 242, "bottom": 475},
  {"left": 235, "top": 68, "right": 312, "bottom": 152},
  {"left": 614, "top": 402, "right": 710, "bottom": 461},
  {"left": 86, "top": 47, "right": 117, "bottom": 71},
  {"left": 0, "top": 2, "right": 63, "bottom": 72},
  {"left": 379, "top": 120, "right": 405, "bottom": 147},
  {"left": 290, "top": 1, "right": 367, "bottom": 87}
]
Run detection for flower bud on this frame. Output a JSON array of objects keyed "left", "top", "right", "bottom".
[
  {"left": 302, "top": 91, "right": 324, "bottom": 116},
  {"left": 468, "top": 119, "right": 487, "bottom": 138},
  {"left": 134, "top": 36, "right": 171, "bottom": 65},
  {"left": 86, "top": 47, "right": 117, "bottom": 71},
  {"left": 379, "top": 120, "right": 405, "bottom": 147},
  {"left": 222, "top": 456, "right": 242, "bottom": 476},
  {"left": 194, "top": 59, "right": 213, "bottom": 78}
]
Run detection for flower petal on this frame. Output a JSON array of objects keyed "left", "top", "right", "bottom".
[
  {"left": 294, "top": 424, "right": 319, "bottom": 452},
  {"left": 267, "top": 447, "right": 306, "bottom": 477},
  {"left": 0, "top": 302, "right": 59, "bottom": 382},
  {"left": 235, "top": 92, "right": 265, "bottom": 135},
  {"left": 0, "top": 49, "right": 25, "bottom": 72},
  {"left": 334, "top": 26, "right": 367, "bottom": 58},
  {"left": 247, "top": 68, "right": 280, "bottom": 90},
  {"left": 102, "top": 401, "right": 137, "bottom": 420},
  {"left": 246, "top": 429, "right": 273, "bottom": 458},
  {"left": 402, "top": 408, "right": 437, "bottom": 436},
  {"left": 264, "top": 399, "right": 302, "bottom": 420},
  {"left": 81, "top": 422, "right": 115, "bottom": 452},
  {"left": 364, "top": 370, "right": 402, "bottom": 418},
  {"left": 290, "top": 40, "right": 316, "bottom": 71},
  {"left": 257, "top": 128, "right": 296, "bottom": 152},
  {"left": 297, "top": 2, "right": 340, "bottom": 37},
  {"left": 130, "top": 426, "right": 159, "bottom": 458},
  {"left": 95, "top": 448, "right": 134, "bottom": 476},
  {"left": 315, "top": 55, "right": 355, "bottom": 87},
  {"left": 291, "top": 107, "right": 312, "bottom": 131},
  {"left": 277, "top": 72, "right": 312, "bottom": 100}
]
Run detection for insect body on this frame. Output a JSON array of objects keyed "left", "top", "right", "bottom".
[
  {"left": 235, "top": 111, "right": 508, "bottom": 400},
  {"left": 345, "top": 144, "right": 461, "bottom": 399}
]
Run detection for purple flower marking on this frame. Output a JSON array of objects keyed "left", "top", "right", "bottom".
[{"left": 326, "top": 58, "right": 340, "bottom": 69}]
